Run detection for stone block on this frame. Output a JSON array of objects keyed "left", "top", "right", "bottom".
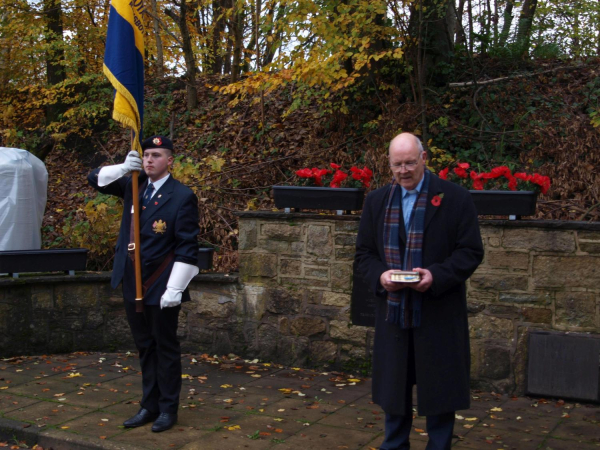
[
  {"left": 513, "top": 326, "right": 531, "bottom": 394},
  {"left": 258, "top": 239, "right": 290, "bottom": 253},
  {"left": 533, "top": 255, "right": 600, "bottom": 289},
  {"left": 322, "top": 292, "right": 351, "bottom": 307},
  {"left": 266, "top": 288, "right": 302, "bottom": 314},
  {"left": 238, "top": 219, "right": 258, "bottom": 250},
  {"left": 486, "top": 305, "right": 520, "bottom": 318},
  {"left": 579, "top": 242, "right": 600, "bottom": 254},
  {"left": 242, "top": 285, "right": 266, "bottom": 320},
  {"left": 502, "top": 229, "right": 576, "bottom": 253},
  {"left": 335, "top": 247, "right": 355, "bottom": 260},
  {"left": 488, "top": 237, "right": 501, "bottom": 247},
  {"left": 305, "top": 290, "right": 323, "bottom": 304},
  {"left": 310, "top": 340, "right": 338, "bottom": 364},
  {"left": 331, "top": 263, "right": 353, "bottom": 291},
  {"left": 85, "top": 309, "right": 104, "bottom": 329},
  {"left": 467, "top": 290, "right": 497, "bottom": 303},
  {"left": 304, "top": 304, "right": 344, "bottom": 320},
  {"left": 191, "top": 291, "right": 235, "bottom": 318},
  {"left": 578, "top": 231, "right": 600, "bottom": 253},
  {"left": 467, "top": 302, "right": 486, "bottom": 314},
  {"left": 291, "top": 242, "right": 305, "bottom": 253},
  {"left": 480, "top": 346, "right": 511, "bottom": 380},
  {"left": 555, "top": 291, "right": 596, "bottom": 328},
  {"left": 280, "top": 259, "right": 302, "bottom": 276},
  {"left": 289, "top": 317, "right": 326, "bottom": 336},
  {"left": 498, "top": 292, "right": 552, "bottom": 306},
  {"left": 278, "top": 336, "right": 309, "bottom": 366},
  {"left": 520, "top": 307, "right": 552, "bottom": 324},
  {"left": 74, "top": 331, "right": 105, "bottom": 351},
  {"left": 304, "top": 266, "right": 329, "bottom": 279},
  {"left": 480, "top": 225, "right": 502, "bottom": 238},
  {"left": 334, "top": 234, "right": 357, "bottom": 247},
  {"left": 257, "top": 324, "right": 279, "bottom": 360},
  {"left": 104, "top": 310, "right": 134, "bottom": 349},
  {"left": 281, "top": 278, "right": 330, "bottom": 288},
  {"left": 239, "top": 253, "right": 277, "bottom": 279},
  {"left": 31, "top": 286, "right": 53, "bottom": 310},
  {"left": 469, "top": 315, "right": 513, "bottom": 340},
  {"left": 306, "top": 225, "right": 333, "bottom": 257},
  {"left": 213, "top": 330, "right": 233, "bottom": 355},
  {"left": 54, "top": 284, "right": 98, "bottom": 309},
  {"left": 335, "top": 221, "right": 360, "bottom": 232},
  {"left": 186, "top": 314, "right": 215, "bottom": 346},
  {"left": 329, "top": 320, "right": 368, "bottom": 345},
  {"left": 261, "top": 223, "right": 302, "bottom": 241},
  {"left": 48, "top": 330, "right": 73, "bottom": 353},
  {"left": 486, "top": 251, "right": 529, "bottom": 270},
  {"left": 470, "top": 273, "right": 529, "bottom": 291}
]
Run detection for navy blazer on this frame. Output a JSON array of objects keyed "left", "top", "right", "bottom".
[{"left": 88, "top": 169, "right": 199, "bottom": 305}]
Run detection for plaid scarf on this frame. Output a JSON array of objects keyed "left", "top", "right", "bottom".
[{"left": 383, "top": 169, "right": 430, "bottom": 328}]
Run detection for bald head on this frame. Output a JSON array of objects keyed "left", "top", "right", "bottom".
[{"left": 388, "top": 133, "right": 427, "bottom": 190}]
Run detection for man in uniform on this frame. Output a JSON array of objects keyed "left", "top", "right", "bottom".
[
  {"left": 88, "top": 136, "right": 199, "bottom": 432},
  {"left": 355, "top": 133, "right": 483, "bottom": 449}
]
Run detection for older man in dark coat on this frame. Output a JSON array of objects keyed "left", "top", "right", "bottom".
[{"left": 355, "top": 133, "right": 483, "bottom": 449}]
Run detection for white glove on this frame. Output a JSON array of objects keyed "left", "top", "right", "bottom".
[
  {"left": 160, "top": 262, "right": 200, "bottom": 309},
  {"left": 98, "top": 151, "right": 143, "bottom": 186}
]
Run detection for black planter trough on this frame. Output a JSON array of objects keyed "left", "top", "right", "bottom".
[
  {"left": 470, "top": 190, "right": 537, "bottom": 218},
  {"left": 0, "top": 248, "right": 88, "bottom": 278},
  {"left": 197, "top": 247, "right": 214, "bottom": 270},
  {"left": 272, "top": 186, "right": 365, "bottom": 212}
]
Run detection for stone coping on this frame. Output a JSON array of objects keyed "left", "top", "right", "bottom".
[
  {"left": 0, "top": 271, "right": 239, "bottom": 287},
  {"left": 236, "top": 211, "right": 600, "bottom": 230}
]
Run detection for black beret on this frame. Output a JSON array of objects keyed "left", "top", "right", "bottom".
[{"left": 141, "top": 135, "right": 173, "bottom": 151}]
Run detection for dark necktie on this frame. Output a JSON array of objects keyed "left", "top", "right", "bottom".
[{"left": 142, "top": 183, "right": 154, "bottom": 208}]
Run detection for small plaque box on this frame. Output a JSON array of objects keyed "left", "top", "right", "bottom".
[{"left": 390, "top": 271, "right": 420, "bottom": 283}]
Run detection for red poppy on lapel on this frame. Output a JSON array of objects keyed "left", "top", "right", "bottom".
[
  {"left": 155, "top": 201, "right": 158, "bottom": 205},
  {"left": 431, "top": 195, "right": 443, "bottom": 207}
]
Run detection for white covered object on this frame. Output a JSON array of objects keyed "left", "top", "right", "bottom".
[{"left": 0, "top": 148, "right": 48, "bottom": 250}]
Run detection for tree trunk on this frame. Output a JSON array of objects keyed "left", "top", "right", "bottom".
[
  {"left": 230, "top": 3, "right": 244, "bottom": 83},
  {"left": 210, "top": 0, "right": 226, "bottom": 74},
  {"left": 455, "top": 0, "right": 466, "bottom": 45},
  {"left": 498, "top": 0, "right": 514, "bottom": 46},
  {"left": 150, "top": 0, "right": 164, "bottom": 78},
  {"left": 43, "top": 0, "right": 66, "bottom": 126},
  {"left": 408, "top": 0, "right": 455, "bottom": 86},
  {"left": 515, "top": 0, "right": 538, "bottom": 56},
  {"left": 166, "top": 3, "right": 197, "bottom": 109}
]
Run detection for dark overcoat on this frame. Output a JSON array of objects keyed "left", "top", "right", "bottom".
[
  {"left": 354, "top": 174, "right": 483, "bottom": 416},
  {"left": 88, "top": 169, "right": 199, "bottom": 306}
]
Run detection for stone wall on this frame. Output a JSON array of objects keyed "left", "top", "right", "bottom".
[{"left": 1, "top": 213, "right": 599, "bottom": 395}]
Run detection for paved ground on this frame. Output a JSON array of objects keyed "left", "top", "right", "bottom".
[{"left": 1, "top": 352, "right": 599, "bottom": 450}]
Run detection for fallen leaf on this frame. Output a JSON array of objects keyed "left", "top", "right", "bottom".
[
  {"left": 226, "top": 425, "right": 241, "bottom": 431},
  {"left": 490, "top": 407, "right": 502, "bottom": 412},
  {"left": 220, "top": 384, "right": 233, "bottom": 388}
]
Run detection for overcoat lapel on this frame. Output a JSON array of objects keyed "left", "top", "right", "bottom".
[
  {"left": 424, "top": 175, "right": 442, "bottom": 231},
  {"left": 140, "top": 176, "right": 175, "bottom": 225}
]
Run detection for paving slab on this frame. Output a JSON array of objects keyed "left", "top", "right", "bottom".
[{"left": 3, "top": 352, "right": 600, "bottom": 450}]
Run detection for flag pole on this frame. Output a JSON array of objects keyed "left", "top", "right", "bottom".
[{"left": 132, "top": 131, "right": 144, "bottom": 313}]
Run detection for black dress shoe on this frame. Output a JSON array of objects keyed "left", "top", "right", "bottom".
[
  {"left": 123, "top": 408, "right": 159, "bottom": 428},
  {"left": 151, "top": 413, "right": 177, "bottom": 432}
]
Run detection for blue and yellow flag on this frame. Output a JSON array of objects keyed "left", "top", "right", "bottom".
[{"left": 103, "top": 0, "right": 145, "bottom": 153}]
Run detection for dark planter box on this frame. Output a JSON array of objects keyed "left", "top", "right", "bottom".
[
  {"left": 470, "top": 190, "right": 537, "bottom": 217},
  {"left": 272, "top": 186, "right": 365, "bottom": 211},
  {"left": 0, "top": 248, "right": 88, "bottom": 275},
  {"left": 197, "top": 247, "right": 214, "bottom": 270}
]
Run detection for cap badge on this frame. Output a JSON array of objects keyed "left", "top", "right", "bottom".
[{"left": 152, "top": 137, "right": 162, "bottom": 146}]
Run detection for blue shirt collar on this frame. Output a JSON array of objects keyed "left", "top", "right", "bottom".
[{"left": 400, "top": 175, "right": 425, "bottom": 198}]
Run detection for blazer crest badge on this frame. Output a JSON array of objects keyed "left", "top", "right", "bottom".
[{"left": 152, "top": 220, "right": 167, "bottom": 234}]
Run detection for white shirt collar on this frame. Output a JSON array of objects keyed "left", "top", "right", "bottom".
[{"left": 147, "top": 173, "right": 170, "bottom": 193}]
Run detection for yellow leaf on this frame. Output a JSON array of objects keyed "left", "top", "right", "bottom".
[
  {"left": 347, "top": 378, "right": 360, "bottom": 382},
  {"left": 490, "top": 407, "right": 502, "bottom": 412},
  {"left": 226, "top": 425, "right": 241, "bottom": 431},
  {"left": 221, "top": 384, "right": 233, "bottom": 388},
  {"left": 66, "top": 372, "right": 82, "bottom": 378}
]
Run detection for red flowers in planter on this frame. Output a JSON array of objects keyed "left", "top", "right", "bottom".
[
  {"left": 439, "top": 162, "right": 551, "bottom": 195},
  {"left": 295, "top": 163, "right": 373, "bottom": 188}
]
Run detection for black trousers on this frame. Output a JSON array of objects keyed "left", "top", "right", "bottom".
[
  {"left": 124, "top": 301, "right": 182, "bottom": 415},
  {"left": 380, "top": 330, "right": 455, "bottom": 450}
]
